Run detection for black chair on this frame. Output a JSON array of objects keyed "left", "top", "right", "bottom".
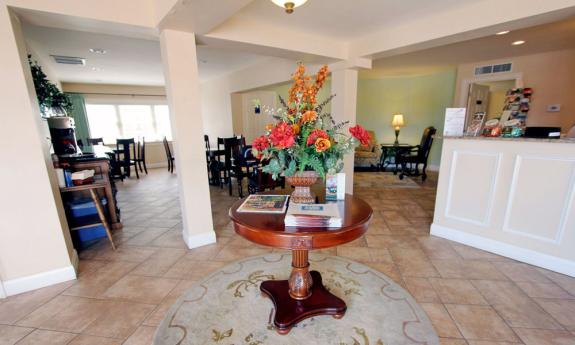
[
  {"left": 88, "top": 137, "right": 104, "bottom": 145},
  {"left": 248, "top": 157, "right": 285, "bottom": 195},
  {"left": 135, "top": 137, "right": 148, "bottom": 175},
  {"left": 116, "top": 138, "right": 139, "bottom": 179},
  {"left": 163, "top": 136, "right": 175, "bottom": 173},
  {"left": 396, "top": 126, "right": 437, "bottom": 181},
  {"left": 224, "top": 137, "right": 253, "bottom": 197}
]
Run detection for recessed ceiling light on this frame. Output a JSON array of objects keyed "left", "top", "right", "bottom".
[
  {"left": 496, "top": 30, "right": 510, "bottom": 35},
  {"left": 91, "top": 67, "right": 103, "bottom": 71},
  {"left": 89, "top": 48, "right": 107, "bottom": 54},
  {"left": 512, "top": 40, "right": 526, "bottom": 46}
]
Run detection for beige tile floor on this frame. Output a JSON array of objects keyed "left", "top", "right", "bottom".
[{"left": 1, "top": 169, "right": 575, "bottom": 345}]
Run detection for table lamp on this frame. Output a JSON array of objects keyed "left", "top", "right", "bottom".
[{"left": 392, "top": 113, "right": 405, "bottom": 144}]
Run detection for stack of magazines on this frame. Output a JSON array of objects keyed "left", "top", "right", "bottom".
[{"left": 285, "top": 203, "right": 342, "bottom": 227}]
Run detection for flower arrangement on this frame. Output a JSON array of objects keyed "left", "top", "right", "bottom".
[{"left": 251, "top": 64, "right": 370, "bottom": 180}]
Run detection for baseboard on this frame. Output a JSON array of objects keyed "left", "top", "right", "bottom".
[
  {"left": 184, "top": 231, "right": 217, "bottom": 249},
  {"left": 431, "top": 223, "right": 575, "bottom": 277},
  {"left": 2, "top": 265, "right": 77, "bottom": 297},
  {"left": 427, "top": 164, "right": 440, "bottom": 172}
]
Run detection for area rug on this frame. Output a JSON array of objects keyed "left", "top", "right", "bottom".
[
  {"left": 354, "top": 172, "right": 420, "bottom": 189},
  {"left": 154, "top": 253, "right": 439, "bottom": 345}
]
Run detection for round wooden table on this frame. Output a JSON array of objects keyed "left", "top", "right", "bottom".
[{"left": 229, "top": 193, "right": 372, "bottom": 334}]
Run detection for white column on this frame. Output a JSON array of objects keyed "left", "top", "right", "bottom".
[
  {"left": 160, "top": 29, "right": 216, "bottom": 248},
  {"left": 330, "top": 68, "right": 359, "bottom": 194},
  {"left": 0, "top": 6, "right": 76, "bottom": 296}
]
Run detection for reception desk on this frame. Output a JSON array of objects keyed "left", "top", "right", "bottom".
[{"left": 431, "top": 136, "right": 575, "bottom": 277}]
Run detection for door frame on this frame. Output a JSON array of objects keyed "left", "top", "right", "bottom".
[{"left": 458, "top": 72, "right": 524, "bottom": 108}]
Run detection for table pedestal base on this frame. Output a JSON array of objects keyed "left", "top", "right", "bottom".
[{"left": 260, "top": 271, "right": 347, "bottom": 334}]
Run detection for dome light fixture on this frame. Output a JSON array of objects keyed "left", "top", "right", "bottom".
[
  {"left": 271, "top": 0, "right": 309, "bottom": 14},
  {"left": 512, "top": 40, "right": 526, "bottom": 46}
]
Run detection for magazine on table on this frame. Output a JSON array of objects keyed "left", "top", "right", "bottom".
[
  {"left": 237, "top": 195, "right": 289, "bottom": 213},
  {"left": 285, "top": 203, "right": 342, "bottom": 227}
]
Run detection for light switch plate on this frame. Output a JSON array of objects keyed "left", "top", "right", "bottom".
[{"left": 547, "top": 104, "right": 561, "bottom": 112}]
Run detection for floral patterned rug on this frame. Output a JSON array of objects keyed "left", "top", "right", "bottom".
[{"left": 154, "top": 254, "right": 439, "bottom": 345}]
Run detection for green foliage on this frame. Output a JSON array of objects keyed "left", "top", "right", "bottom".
[{"left": 28, "top": 55, "right": 72, "bottom": 116}]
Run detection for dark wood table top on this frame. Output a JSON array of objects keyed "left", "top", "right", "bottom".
[{"left": 229, "top": 192, "right": 373, "bottom": 250}]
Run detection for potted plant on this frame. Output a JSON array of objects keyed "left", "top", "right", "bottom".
[
  {"left": 251, "top": 64, "right": 370, "bottom": 203},
  {"left": 28, "top": 55, "right": 72, "bottom": 117}
]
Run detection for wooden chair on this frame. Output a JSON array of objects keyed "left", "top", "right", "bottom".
[
  {"left": 88, "top": 137, "right": 104, "bottom": 145},
  {"left": 248, "top": 157, "right": 285, "bottom": 195},
  {"left": 135, "top": 137, "right": 148, "bottom": 175},
  {"left": 116, "top": 138, "right": 139, "bottom": 179},
  {"left": 163, "top": 136, "right": 175, "bottom": 173},
  {"left": 223, "top": 137, "right": 250, "bottom": 197},
  {"left": 396, "top": 126, "right": 437, "bottom": 181}
]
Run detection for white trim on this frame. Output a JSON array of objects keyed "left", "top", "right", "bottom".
[
  {"left": 0, "top": 281, "right": 6, "bottom": 299},
  {"left": 184, "top": 231, "right": 217, "bottom": 249},
  {"left": 431, "top": 223, "right": 575, "bottom": 277},
  {"left": 427, "top": 164, "right": 440, "bottom": 172},
  {"left": 2, "top": 266, "right": 77, "bottom": 297},
  {"left": 444, "top": 151, "right": 501, "bottom": 227},
  {"left": 458, "top": 72, "right": 524, "bottom": 107},
  {"left": 502, "top": 154, "right": 575, "bottom": 244}
]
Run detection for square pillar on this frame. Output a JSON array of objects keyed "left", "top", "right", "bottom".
[
  {"left": 330, "top": 68, "right": 359, "bottom": 194},
  {"left": 160, "top": 29, "right": 216, "bottom": 248},
  {"left": 0, "top": 6, "right": 76, "bottom": 296}
]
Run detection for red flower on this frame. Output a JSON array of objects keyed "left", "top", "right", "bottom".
[
  {"left": 269, "top": 122, "right": 295, "bottom": 149},
  {"left": 349, "top": 125, "right": 371, "bottom": 147},
  {"left": 252, "top": 135, "right": 269, "bottom": 158},
  {"left": 306, "top": 129, "right": 329, "bottom": 146}
]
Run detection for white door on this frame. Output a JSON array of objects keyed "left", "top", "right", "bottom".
[
  {"left": 242, "top": 91, "right": 277, "bottom": 143},
  {"left": 465, "top": 83, "right": 490, "bottom": 127}
]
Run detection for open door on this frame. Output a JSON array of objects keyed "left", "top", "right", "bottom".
[{"left": 465, "top": 83, "right": 490, "bottom": 127}]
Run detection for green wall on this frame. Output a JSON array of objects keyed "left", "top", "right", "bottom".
[{"left": 356, "top": 69, "right": 457, "bottom": 166}]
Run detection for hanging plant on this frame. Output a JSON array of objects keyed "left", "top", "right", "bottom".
[{"left": 28, "top": 54, "right": 72, "bottom": 117}]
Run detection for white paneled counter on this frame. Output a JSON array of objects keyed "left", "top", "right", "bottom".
[{"left": 431, "top": 137, "right": 575, "bottom": 276}]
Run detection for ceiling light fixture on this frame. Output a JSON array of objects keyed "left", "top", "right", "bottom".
[
  {"left": 496, "top": 30, "right": 510, "bottom": 35},
  {"left": 89, "top": 48, "right": 107, "bottom": 54},
  {"left": 270, "top": 0, "right": 308, "bottom": 14},
  {"left": 91, "top": 67, "right": 103, "bottom": 71},
  {"left": 512, "top": 40, "right": 526, "bottom": 46}
]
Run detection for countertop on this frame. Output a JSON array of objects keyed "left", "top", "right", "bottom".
[{"left": 440, "top": 136, "right": 575, "bottom": 143}]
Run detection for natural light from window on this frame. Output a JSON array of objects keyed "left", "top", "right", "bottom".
[{"left": 86, "top": 103, "right": 172, "bottom": 144}]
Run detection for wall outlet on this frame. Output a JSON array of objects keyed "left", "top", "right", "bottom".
[{"left": 547, "top": 104, "right": 561, "bottom": 112}]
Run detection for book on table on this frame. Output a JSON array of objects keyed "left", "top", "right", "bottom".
[
  {"left": 236, "top": 195, "right": 290, "bottom": 213},
  {"left": 285, "top": 203, "right": 342, "bottom": 228}
]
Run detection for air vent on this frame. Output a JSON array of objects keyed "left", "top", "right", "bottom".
[
  {"left": 51, "top": 55, "right": 86, "bottom": 65},
  {"left": 474, "top": 62, "right": 512, "bottom": 75}
]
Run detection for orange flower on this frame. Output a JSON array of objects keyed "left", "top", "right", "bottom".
[
  {"left": 291, "top": 123, "right": 300, "bottom": 135},
  {"left": 301, "top": 110, "right": 317, "bottom": 123},
  {"left": 314, "top": 138, "right": 331, "bottom": 152},
  {"left": 265, "top": 123, "right": 274, "bottom": 131}
]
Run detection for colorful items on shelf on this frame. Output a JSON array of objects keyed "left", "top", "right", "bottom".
[{"left": 503, "top": 87, "right": 533, "bottom": 125}]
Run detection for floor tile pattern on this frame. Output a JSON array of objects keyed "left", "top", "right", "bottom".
[{"left": 0, "top": 169, "right": 574, "bottom": 345}]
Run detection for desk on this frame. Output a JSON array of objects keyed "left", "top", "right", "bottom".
[
  {"left": 379, "top": 143, "right": 414, "bottom": 172},
  {"left": 59, "top": 146, "right": 122, "bottom": 230},
  {"left": 229, "top": 192, "right": 372, "bottom": 334}
]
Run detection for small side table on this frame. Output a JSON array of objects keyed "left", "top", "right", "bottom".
[
  {"left": 229, "top": 193, "right": 372, "bottom": 334},
  {"left": 379, "top": 143, "right": 414, "bottom": 173}
]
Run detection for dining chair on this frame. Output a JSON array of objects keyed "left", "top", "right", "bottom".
[
  {"left": 135, "top": 137, "right": 148, "bottom": 175},
  {"left": 88, "top": 137, "right": 104, "bottom": 145},
  {"left": 116, "top": 138, "right": 139, "bottom": 179},
  {"left": 396, "top": 126, "right": 436, "bottom": 181},
  {"left": 163, "top": 136, "right": 175, "bottom": 173},
  {"left": 223, "top": 137, "right": 246, "bottom": 197}
]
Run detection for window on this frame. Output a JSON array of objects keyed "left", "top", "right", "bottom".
[{"left": 85, "top": 103, "right": 172, "bottom": 144}]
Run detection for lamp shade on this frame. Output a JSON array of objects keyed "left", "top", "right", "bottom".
[{"left": 392, "top": 114, "right": 405, "bottom": 127}]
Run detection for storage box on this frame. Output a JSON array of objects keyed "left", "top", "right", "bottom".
[
  {"left": 72, "top": 224, "right": 107, "bottom": 249},
  {"left": 66, "top": 198, "right": 107, "bottom": 218}
]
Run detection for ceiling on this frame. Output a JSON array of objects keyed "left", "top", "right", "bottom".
[
  {"left": 365, "top": 16, "right": 575, "bottom": 77},
  {"left": 22, "top": 24, "right": 266, "bottom": 85},
  {"left": 228, "top": 0, "right": 486, "bottom": 42}
]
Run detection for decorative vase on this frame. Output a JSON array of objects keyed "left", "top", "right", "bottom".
[{"left": 285, "top": 171, "right": 318, "bottom": 204}]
